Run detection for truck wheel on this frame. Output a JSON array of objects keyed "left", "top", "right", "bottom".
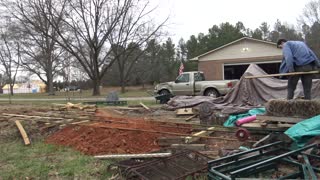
[
  {"left": 159, "top": 89, "right": 170, "bottom": 96},
  {"left": 158, "top": 90, "right": 172, "bottom": 104},
  {"left": 204, "top": 88, "right": 219, "bottom": 97}
]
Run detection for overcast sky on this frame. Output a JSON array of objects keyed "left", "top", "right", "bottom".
[{"left": 151, "top": 0, "right": 312, "bottom": 44}]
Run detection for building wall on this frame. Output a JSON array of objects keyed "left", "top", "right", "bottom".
[
  {"left": 199, "top": 40, "right": 282, "bottom": 61},
  {"left": 199, "top": 55, "right": 282, "bottom": 80}
]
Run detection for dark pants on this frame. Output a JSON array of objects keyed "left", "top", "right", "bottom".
[{"left": 287, "top": 64, "right": 314, "bottom": 100}]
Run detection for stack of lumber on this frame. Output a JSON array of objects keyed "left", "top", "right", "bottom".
[
  {"left": 1, "top": 103, "right": 97, "bottom": 129},
  {"left": 51, "top": 102, "right": 97, "bottom": 112},
  {"left": 1, "top": 103, "right": 97, "bottom": 145}
]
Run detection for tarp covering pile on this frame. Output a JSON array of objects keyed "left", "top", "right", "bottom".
[
  {"left": 285, "top": 115, "right": 320, "bottom": 149},
  {"left": 167, "top": 64, "right": 320, "bottom": 110}
]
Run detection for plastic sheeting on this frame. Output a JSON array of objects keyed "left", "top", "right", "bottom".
[
  {"left": 223, "top": 108, "right": 266, "bottom": 127},
  {"left": 285, "top": 115, "right": 320, "bottom": 148},
  {"left": 166, "top": 64, "right": 320, "bottom": 110}
]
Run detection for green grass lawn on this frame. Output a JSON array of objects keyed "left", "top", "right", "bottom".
[{"left": 0, "top": 140, "right": 113, "bottom": 179}]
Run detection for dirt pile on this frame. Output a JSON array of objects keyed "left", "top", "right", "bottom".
[{"left": 46, "top": 110, "right": 193, "bottom": 155}]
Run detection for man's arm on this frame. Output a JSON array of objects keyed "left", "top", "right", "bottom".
[{"left": 283, "top": 44, "right": 295, "bottom": 72}]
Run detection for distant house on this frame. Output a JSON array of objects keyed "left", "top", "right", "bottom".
[
  {"left": 2, "top": 81, "right": 46, "bottom": 94},
  {"left": 190, "top": 37, "right": 283, "bottom": 80}
]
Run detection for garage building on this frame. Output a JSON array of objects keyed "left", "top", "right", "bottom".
[{"left": 191, "top": 37, "right": 283, "bottom": 80}]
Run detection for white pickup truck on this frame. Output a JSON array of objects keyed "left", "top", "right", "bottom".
[{"left": 154, "top": 71, "right": 238, "bottom": 98}]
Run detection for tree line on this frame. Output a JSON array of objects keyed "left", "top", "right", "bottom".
[{"left": 0, "top": 0, "right": 319, "bottom": 95}]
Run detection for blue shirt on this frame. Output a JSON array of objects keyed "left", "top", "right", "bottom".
[{"left": 279, "top": 41, "right": 319, "bottom": 73}]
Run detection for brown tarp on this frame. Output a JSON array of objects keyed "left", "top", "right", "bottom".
[{"left": 166, "top": 64, "right": 320, "bottom": 111}]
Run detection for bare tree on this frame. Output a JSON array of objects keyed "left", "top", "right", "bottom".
[
  {"left": 107, "top": 1, "right": 167, "bottom": 93},
  {"left": 298, "top": 0, "right": 320, "bottom": 26},
  {"left": 299, "top": 0, "right": 320, "bottom": 57},
  {"left": 26, "top": 0, "right": 167, "bottom": 95},
  {"left": 4, "top": 0, "right": 65, "bottom": 95},
  {"left": 0, "top": 29, "right": 21, "bottom": 95}
]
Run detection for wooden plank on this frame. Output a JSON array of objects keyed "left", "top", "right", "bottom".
[
  {"left": 241, "top": 123, "right": 288, "bottom": 130},
  {"left": 71, "top": 120, "right": 90, "bottom": 125},
  {"left": 15, "top": 120, "right": 30, "bottom": 145},
  {"left": 277, "top": 123, "right": 293, "bottom": 128},
  {"left": 245, "top": 70, "right": 320, "bottom": 79},
  {"left": 185, "top": 127, "right": 215, "bottom": 143},
  {"left": 94, "top": 152, "right": 172, "bottom": 159},
  {"left": 157, "top": 137, "right": 186, "bottom": 146},
  {"left": 185, "top": 114, "right": 198, "bottom": 122},
  {"left": 113, "top": 110, "right": 124, "bottom": 115},
  {"left": 176, "top": 108, "right": 194, "bottom": 116},
  {"left": 171, "top": 144, "right": 207, "bottom": 151},
  {"left": 139, "top": 102, "right": 151, "bottom": 111},
  {"left": 2, "top": 113, "right": 64, "bottom": 120},
  {"left": 256, "top": 115, "right": 303, "bottom": 124}
]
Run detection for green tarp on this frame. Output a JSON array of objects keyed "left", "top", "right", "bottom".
[
  {"left": 285, "top": 115, "right": 320, "bottom": 148},
  {"left": 223, "top": 108, "right": 266, "bottom": 127}
]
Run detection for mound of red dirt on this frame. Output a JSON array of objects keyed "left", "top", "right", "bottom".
[{"left": 46, "top": 110, "right": 193, "bottom": 155}]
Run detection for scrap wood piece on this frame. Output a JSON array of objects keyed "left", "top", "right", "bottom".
[
  {"left": 157, "top": 137, "right": 186, "bottom": 146},
  {"left": 185, "top": 127, "right": 215, "bottom": 143},
  {"left": 2, "top": 113, "right": 64, "bottom": 120},
  {"left": 71, "top": 120, "right": 90, "bottom": 125},
  {"left": 139, "top": 102, "right": 151, "bottom": 111},
  {"left": 52, "top": 102, "right": 96, "bottom": 110},
  {"left": 15, "top": 120, "right": 30, "bottom": 145},
  {"left": 256, "top": 115, "right": 303, "bottom": 124},
  {"left": 113, "top": 109, "right": 124, "bottom": 115},
  {"left": 185, "top": 114, "right": 198, "bottom": 122},
  {"left": 171, "top": 144, "right": 207, "bottom": 151},
  {"left": 277, "top": 123, "right": 293, "bottom": 128},
  {"left": 94, "top": 152, "right": 172, "bottom": 159},
  {"left": 176, "top": 108, "right": 194, "bottom": 116}
]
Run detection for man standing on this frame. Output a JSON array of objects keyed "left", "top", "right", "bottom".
[{"left": 277, "top": 39, "right": 319, "bottom": 100}]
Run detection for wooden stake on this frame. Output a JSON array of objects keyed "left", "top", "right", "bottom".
[
  {"left": 15, "top": 120, "right": 31, "bottom": 145},
  {"left": 244, "top": 70, "right": 320, "bottom": 79},
  {"left": 139, "top": 102, "right": 151, "bottom": 111}
]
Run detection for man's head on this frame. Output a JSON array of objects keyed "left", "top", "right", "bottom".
[{"left": 277, "top": 39, "right": 287, "bottom": 48}]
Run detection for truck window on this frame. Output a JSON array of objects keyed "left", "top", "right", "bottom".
[
  {"left": 194, "top": 73, "right": 205, "bottom": 81},
  {"left": 176, "top": 74, "right": 189, "bottom": 83}
]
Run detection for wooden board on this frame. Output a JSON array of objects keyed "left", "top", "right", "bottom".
[
  {"left": 256, "top": 115, "right": 304, "bottom": 124},
  {"left": 185, "top": 127, "right": 215, "bottom": 143},
  {"left": 241, "top": 123, "right": 290, "bottom": 130},
  {"left": 157, "top": 137, "right": 186, "bottom": 146},
  {"left": 15, "top": 120, "right": 31, "bottom": 145},
  {"left": 245, "top": 70, "right": 320, "bottom": 79},
  {"left": 176, "top": 108, "right": 194, "bottom": 116},
  {"left": 171, "top": 144, "right": 207, "bottom": 151},
  {"left": 185, "top": 114, "right": 198, "bottom": 122}
]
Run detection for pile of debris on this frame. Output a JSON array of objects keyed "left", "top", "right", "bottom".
[{"left": 0, "top": 102, "right": 97, "bottom": 145}]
